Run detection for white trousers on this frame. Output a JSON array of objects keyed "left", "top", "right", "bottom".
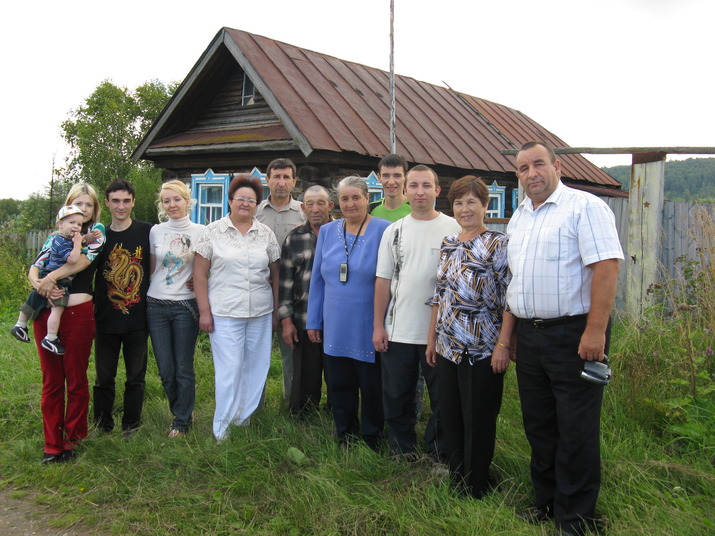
[{"left": 209, "top": 313, "right": 272, "bottom": 440}]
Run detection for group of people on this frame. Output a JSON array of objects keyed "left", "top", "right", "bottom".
[{"left": 11, "top": 143, "right": 623, "bottom": 536}]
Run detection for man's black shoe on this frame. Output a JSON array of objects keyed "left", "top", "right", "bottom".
[{"left": 517, "top": 505, "right": 553, "bottom": 524}]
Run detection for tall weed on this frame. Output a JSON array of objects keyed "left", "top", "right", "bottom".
[
  {"left": 625, "top": 208, "right": 715, "bottom": 455},
  {"left": 0, "top": 228, "right": 32, "bottom": 317}
]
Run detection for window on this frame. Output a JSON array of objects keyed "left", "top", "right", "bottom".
[
  {"left": 486, "top": 181, "right": 506, "bottom": 218},
  {"left": 198, "top": 184, "right": 224, "bottom": 224},
  {"left": 190, "top": 169, "right": 231, "bottom": 224},
  {"left": 242, "top": 73, "right": 255, "bottom": 106},
  {"left": 364, "top": 171, "right": 384, "bottom": 203}
]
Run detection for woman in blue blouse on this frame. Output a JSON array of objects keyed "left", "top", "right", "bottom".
[
  {"left": 426, "top": 175, "right": 515, "bottom": 498},
  {"left": 307, "top": 176, "right": 390, "bottom": 450}
]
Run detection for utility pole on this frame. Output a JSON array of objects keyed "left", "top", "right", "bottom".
[{"left": 389, "top": 0, "right": 396, "bottom": 153}]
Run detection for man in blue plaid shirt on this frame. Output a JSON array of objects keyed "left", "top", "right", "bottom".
[{"left": 277, "top": 185, "right": 334, "bottom": 415}]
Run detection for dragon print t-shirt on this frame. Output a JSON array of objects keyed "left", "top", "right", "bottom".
[{"left": 94, "top": 220, "right": 153, "bottom": 333}]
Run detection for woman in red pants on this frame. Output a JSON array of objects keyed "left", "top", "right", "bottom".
[{"left": 28, "top": 183, "right": 105, "bottom": 464}]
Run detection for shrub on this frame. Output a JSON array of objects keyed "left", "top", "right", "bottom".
[{"left": 624, "top": 208, "right": 715, "bottom": 456}]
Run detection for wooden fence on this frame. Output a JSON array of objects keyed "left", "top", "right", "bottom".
[{"left": 24, "top": 230, "right": 52, "bottom": 262}]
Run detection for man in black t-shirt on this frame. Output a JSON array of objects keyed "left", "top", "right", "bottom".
[{"left": 93, "top": 179, "right": 153, "bottom": 437}]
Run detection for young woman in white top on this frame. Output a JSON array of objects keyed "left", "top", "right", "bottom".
[{"left": 147, "top": 180, "right": 204, "bottom": 437}]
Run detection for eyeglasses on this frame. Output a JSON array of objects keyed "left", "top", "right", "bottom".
[{"left": 232, "top": 197, "right": 257, "bottom": 205}]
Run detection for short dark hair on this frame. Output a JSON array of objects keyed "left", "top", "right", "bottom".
[
  {"left": 406, "top": 164, "right": 439, "bottom": 187},
  {"left": 518, "top": 141, "right": 557, "bottom": 163},
  {"left": 229, "top": 174, "right": 263, "bottom": 204},
  {"left": 447, "top": 175, "right": 489, "bottom": 206},
  {"left": 266, "top": 158, "right": 296, "bottom": 179},
  {"left": 378, "top": 154, "right": 408, "bottom": 175},
  {"left": 105, "top": 179, "right": 136, "bottom": 199}
]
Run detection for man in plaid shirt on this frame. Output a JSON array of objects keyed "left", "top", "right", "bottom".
[{"left": 277, "top": 185, "right": 334, "bottom": 415}]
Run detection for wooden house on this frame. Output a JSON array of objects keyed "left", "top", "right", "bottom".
[{"left": 132, "top": 27, "right": 625, "bottom": 223}]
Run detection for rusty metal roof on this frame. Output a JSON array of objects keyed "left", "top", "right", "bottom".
[{"left": 134, "top": 27, "right": 621, "bottom": 190}]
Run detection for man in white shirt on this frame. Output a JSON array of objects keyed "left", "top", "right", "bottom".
[
  {"left": 373, "top": 165, "right": 460, "bottom": 459},
  {"left": 507, "top": 142, "right": 623, "bottom": 536},
  {"left": 256, "top": 158, "right": 306, "bottom": 401}
]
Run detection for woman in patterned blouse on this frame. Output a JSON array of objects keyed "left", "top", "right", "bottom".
[{"left": 426, "top": 175, "right": 516, "bottom": 499}]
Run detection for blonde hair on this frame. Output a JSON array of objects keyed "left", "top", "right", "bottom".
[
  {"left": 157, "top": 180, "right": 192, "bottom": 221},
  {"left": 65, "top": 183, "right": 101, "bottom": 225}
]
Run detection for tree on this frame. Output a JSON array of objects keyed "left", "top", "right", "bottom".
[
  {"left": 0, "top": 198, "right": 23, "bottom": 225},
  {"left": 60, "top": 79, "right": 177, "bottom": 222}
]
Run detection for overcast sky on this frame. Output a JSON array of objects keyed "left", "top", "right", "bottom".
[{"left": 2, "top": 0, "right": 712, "bottom": 200}]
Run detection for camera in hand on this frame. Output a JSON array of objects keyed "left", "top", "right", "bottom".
[{"left": 580, "top": 355, "right": 611, "bottom": 385}]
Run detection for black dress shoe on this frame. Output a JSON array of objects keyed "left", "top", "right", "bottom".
[
  {"left": 41, "top": 453, "right": 61, "bottom": 465},
  {"left": 517, "top": 505, "right": 553, "bottom": 524}
]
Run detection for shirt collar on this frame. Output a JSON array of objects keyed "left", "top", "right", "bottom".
[
  {"left": 265, "top": 196, "right": 300, "bottom": 213},
  {"left": 519, "top": 181, "right": 565, "bottom": 213},
  {"left": 217, "top": 215, "right": 258, "bottom": 234}
]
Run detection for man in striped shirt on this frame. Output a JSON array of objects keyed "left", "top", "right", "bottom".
[
  {"left": 507, "top": 141, "right": 623, "bottom": 536},
  {"left": 277, "top": 185, "right": 333, "bottom": 415}
]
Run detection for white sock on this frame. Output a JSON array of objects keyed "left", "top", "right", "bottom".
[{"left": 16, "top": 321, "right": 28, "bottom": 329}]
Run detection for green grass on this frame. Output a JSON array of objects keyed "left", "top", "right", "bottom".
[{"left": 1, "top": 322, "right": 713, "bottom": 536}]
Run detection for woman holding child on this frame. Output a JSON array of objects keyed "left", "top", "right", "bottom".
[{"left": 27, "top": 183, "right": 106, "bottom": 464}]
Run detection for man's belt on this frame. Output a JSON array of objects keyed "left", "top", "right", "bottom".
[{"left": 525, "top": 313, "right": 588, "bottom": 329}]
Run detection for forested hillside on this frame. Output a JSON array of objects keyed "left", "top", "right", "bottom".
[{"left": 603, "top": 157, "right": 715, "bottom": 201}]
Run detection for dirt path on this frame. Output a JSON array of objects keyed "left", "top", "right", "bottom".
[{"left": 0, "top": 488, "right": 95, "bottom": 536}]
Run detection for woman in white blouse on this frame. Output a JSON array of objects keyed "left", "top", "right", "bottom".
[
  {"left": 193, "top": 176, "right": 280, "bottom": 440},
  {"left": 147, "top": 180, "right": 204, "bottom": 438}
]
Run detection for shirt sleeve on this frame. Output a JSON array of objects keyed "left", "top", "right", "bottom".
[
  {"left": 83, "top": 222, "right": 106, "bottom": 262},
  {"left": 577, "top": 199, "right": 624, "bottom": 265},
  {"left": 306, "top": 227, "right": 326, "bottom": 330},
  {"left": 277, "top": 235, "right": 295, "bottom": 320},
  {"left": 493, "top": 234, "right": 511, "bottom": 306},
  {"left": 375, "top": 224, "right": 395, "bottom": 279},
  {"left": 428, "top": 238, "right": 450, "bottom": 306},
  {"left": 267, "top": 229, "right": 281, "bottom": 264},
  {"left": 192, "top": 226, "right": 214, "bottom": 260}
]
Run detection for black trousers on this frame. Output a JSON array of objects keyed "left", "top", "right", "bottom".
[
  {"left": 93, "top": 330, "right": 148, "bottom": 432},
  {"left": 516, "top": 317, "right": 609, "bottom": 535},
  {"left": 324, "top": 353, "right": 383, "bottom": 449},
  {"left": 437, "top": 354, "right": 504, "bottom": 498},
  {"left": 289, "top": 329, "right": 326, "bottom": 414},
  {"left": 381, "top": 342, "right": 444, "bottom": 456}
]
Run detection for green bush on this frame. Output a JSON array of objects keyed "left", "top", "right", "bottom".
[
  {"left": 0, "top": 229, "right": 32, "bottom": 318},
  {"left": 615, "top": 208, "right": 715, "bottom": 456}
]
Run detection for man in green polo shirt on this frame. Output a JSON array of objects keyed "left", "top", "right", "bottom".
[{"left": 369, "top": 154, "right": 411, "bottom": 222}]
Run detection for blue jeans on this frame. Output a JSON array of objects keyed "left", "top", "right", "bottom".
[{"left": 147, "top": 299, "right": 199, "bottom": 431}]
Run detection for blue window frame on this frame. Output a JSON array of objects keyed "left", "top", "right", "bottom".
[
  {"left": 364, "top": 171, "right": 384, "bottom": 203},
  {"left": 487, "top": 181, "right": 506, "bottom": 218},
  {"left": 190, "top": 169, "right": 231, "bottom": 224},
  {"left": 249, "top": 167, "right": 270, "bottom": 200}
]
